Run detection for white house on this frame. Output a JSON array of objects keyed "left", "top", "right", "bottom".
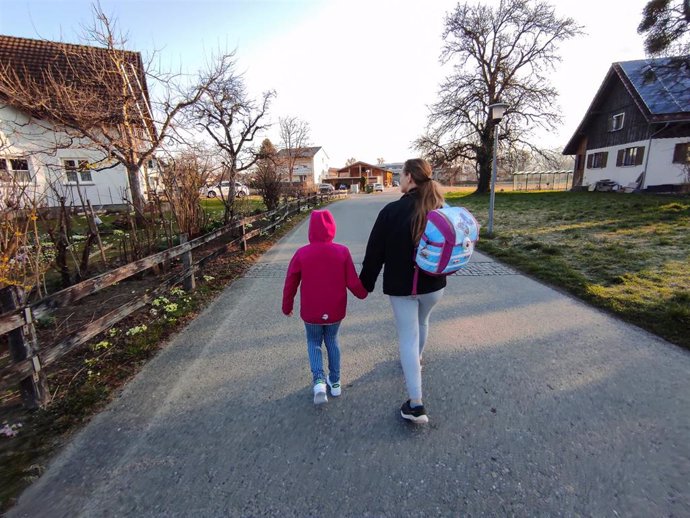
[
  {"left": 277, "top": 146, "right": 330, "bottom": 187},
  {"left": 563, "top": 56, "right": 690, "bottom": 191},
  {"left": 0, "top": 34, "right": 154, "bottom": 210}
]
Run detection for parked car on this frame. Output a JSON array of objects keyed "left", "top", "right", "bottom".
[
  {"left": 204, "top": 181, "right": 249, "bottom": 198},
  {"left": 392, "top": 180, "right": 400, "bottom": 187},
  {"left": 337, "top": 184, "right": 348, "bottom": 191},
  {"left": 318, "top": 183, "right": 335, "bottom": 193},
  {"left": 373, "top": 183, "right": 384, "bottom": 192}
]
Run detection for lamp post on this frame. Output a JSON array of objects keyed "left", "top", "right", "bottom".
[{"left": 487, "top": 102, "right": 508, "bottom": 236}]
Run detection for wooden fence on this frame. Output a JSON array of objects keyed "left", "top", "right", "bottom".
[{"left": 0, "top": 192, "right": 346, "bottom": 408}]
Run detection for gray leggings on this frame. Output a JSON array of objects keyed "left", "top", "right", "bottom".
[{"left": 389, "top": 289, "right": 444, "bottom": 401}]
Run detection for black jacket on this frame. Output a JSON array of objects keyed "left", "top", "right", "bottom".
[{"left": 359, "top": 189, "right": 446, "bottom": 296}]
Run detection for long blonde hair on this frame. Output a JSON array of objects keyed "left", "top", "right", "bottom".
[{"left": 404, "top": 158, "right": 445, "bottom": 244}]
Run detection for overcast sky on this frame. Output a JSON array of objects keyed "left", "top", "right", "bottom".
[{"left": 0, "top": 0, "right": 653, "bottom": 166}]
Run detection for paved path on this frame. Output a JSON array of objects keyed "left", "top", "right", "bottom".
[{"left": 9, "top": 194, "right": 690, "bottom": 517}]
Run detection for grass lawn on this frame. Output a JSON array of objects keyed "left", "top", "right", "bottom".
[
  {"left": 199, "top": 195, "right": 266, "bottom": 219},
  {"left": 445, "top": 190, "right": 690, "bottom": 349}
]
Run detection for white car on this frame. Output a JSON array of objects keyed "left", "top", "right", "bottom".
[
  {"left": 205, "top": 181, "right": 249, "bottom": 198},
  {"left": 373, "top": 183, "right": 384, "bottom": 192},
  {"left": 318, "top": 183, "right": 335, "bottom": 193}
]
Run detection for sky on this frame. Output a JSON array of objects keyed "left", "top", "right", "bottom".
[{"left": 0, "top": 0, "right": 654, "bottom": 167}]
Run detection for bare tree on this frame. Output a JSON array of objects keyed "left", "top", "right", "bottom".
[
  {"left": 418, "top": 0, "right": 582, "bottom": 193},
  {"left": 0, "top": 5, "right": 208, "bottom": 221},
  {"left": 345, "top": 157, "right": 357, "bottom": 166},
  {"left": 253, "top": 138, "right": 282, "bottom": 211},
  {"left": 638, "top": 0, "right": 690, "bottom": 56},
  {"left": 278, "top": 116, "right": 311, "bottom": 183},
  {"left": 157, "top": 144, "right": 216, "bottom": 238},
  {"left": 376, "top": 157, "right": 385, "bottom": 166},
  {"left": 189, "top": 52, "right": 275, "bottom": 223}
]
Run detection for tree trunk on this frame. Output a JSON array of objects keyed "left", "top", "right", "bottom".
[
  {"left": 475, "top": 126, "right": 494, "bottom": 194},
  {"left": 126, "top": 163, "right": 146, "bottom": 222},
  {"left": 56, "top": 208, "right": 71, "bottom": 288}
]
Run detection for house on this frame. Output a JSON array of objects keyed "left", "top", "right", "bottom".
[
  {"left": 563, "top": 56, "right": 690, "bottom": 191},
  {"left": 322, "top": 161, "right": 393, "bottom": 188},
  {"left": 380, "top": 162, "right": 404, "bottom": 184},
  {"left": 0, "top": 34, "right": 155, "bottom": 210},
  {"left": 276, "top": 146, "right": 329, "bottom": 187}
]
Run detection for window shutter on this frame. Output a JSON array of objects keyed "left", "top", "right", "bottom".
[
  {"left": 586, "top": 154, "right": 593, "bottom": 168},
  {"left": 635, "top": 147, "right": 645, "bottom": 166},
  {"left": 616, "top": 149, "right": 624, "bottom": 166},
  {"left": 602, "top": 152, "right": 608, "bottom": 167}
]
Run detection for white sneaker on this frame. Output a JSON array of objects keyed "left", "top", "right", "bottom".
[
  {"left": 327, "top": 377, "right": 341, "bottom": 397},
  {"left": 313, "top": 381, "right": 328, "bottom": 404}
]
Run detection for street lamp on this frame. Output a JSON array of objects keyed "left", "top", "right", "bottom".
[{"left": 487, "top": 102, "right": 508, "bottom": 236}]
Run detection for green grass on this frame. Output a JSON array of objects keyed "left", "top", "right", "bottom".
[
  {"left": 446, "top": 191, "right": 690, "bottom": 349},
  {"left": 199, "top": 195, "right": 266, "bottom": 218}
]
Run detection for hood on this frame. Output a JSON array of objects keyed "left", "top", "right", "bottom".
[{"left": 308, "top": 209, "right": 336, "bottom": 243}]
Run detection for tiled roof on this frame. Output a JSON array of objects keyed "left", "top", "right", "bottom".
[
  {"left": 617, "top": 57, "right": 690, "bottom": 119},
  {"left": 276, "top": 146, "right": 322, "bottom": 158},
  {"left": 0, "top": 34, "right": 150, "bottom": 126},
  {"left": 337, "top": 161, "right": 391, "bottom": 173},
  {"left": 563, "top": 55, "right": 690, "bottom": 155}
]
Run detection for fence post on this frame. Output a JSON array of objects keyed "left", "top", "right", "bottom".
[
  {"left": 0, "top": 286, "right": 50, "bottom": 409},
  {"left": 179, "top": 234, "right": 196, "bottom": 291},
  {"left": 240, "top": 221, "right": 247, "bottom": 252}
]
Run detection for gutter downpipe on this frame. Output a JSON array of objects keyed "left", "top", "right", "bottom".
[{"left": 639, "top": 122, "right": 670, "bottom": 190}]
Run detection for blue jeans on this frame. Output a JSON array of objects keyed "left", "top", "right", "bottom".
[{"left": 304, "top": 322, "right": 341, "bottom": 384}]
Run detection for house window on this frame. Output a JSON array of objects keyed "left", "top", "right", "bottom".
[
  {"left": 0, "top": 158, "right": 31, "bottom": 183},
  {"left": 672, "top": 143, "right": 690, "bottom": 164},
  {"left": 586, "top": 152, "right": 608, "bottom": 169},
  {"left": 63, "top": 159, "right": 93, "bottom": 183},
  {"left": 616, "top": 146, "right": 645, "bottom": 167},
  {"left": 609, "top": 112, "right": 625, "bottom": 132}
]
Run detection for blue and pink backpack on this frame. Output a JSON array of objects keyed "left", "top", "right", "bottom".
[{"left": 412, "top": 204, "right": 480, "bottom": 295}]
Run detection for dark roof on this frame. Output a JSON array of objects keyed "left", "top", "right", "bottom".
[
  {"left": 276, "top": 146, "right": 322, "bottom": 158},
  {"left": 337, "top": 161, "right": 391, "bottom": 173},
  {"left": 618, "top": 57, "right": 690, "bottom": 118},
  {"left": 563, "top": 55, "right": 690, "bottom": 155},
  {"left": 0, "top": 34, "right": 152, "bottom": 129}
]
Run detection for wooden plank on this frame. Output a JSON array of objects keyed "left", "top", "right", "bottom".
[
  {"left": 0, "top": 311, "right": 26, "bottom": 335},
  {"left": 0, "top": 358, "right": 33, "bottom": 390},
  {"left": 30, "top": 241, "right": 193, "bottom": 319},
  {"left": 30, "top": 221, "right": 245, "bottom": 319},
  {"left": 40, "top": 270, "right": 185, "bottom": 367}
]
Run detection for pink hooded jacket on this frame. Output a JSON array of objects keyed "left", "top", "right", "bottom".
[{"left": 282, "top": 210, "right": 367, "bottom": 324}]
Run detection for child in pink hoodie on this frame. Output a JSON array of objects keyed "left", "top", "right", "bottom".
[{"left": 282, "top": 209, "right": 367, "bottom": 404}]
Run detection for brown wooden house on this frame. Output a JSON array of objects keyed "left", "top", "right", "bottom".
[
  {"left": 322, "top": 161, "right": 393, "bottom": 188},
  {"left": 563, "top": 56, "right": 690, "bottom": 191}
]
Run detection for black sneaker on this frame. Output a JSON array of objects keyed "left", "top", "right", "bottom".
[{"left": 400, "top": 400, "right": 429, "bottom": 424}]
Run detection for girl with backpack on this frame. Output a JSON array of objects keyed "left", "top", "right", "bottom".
[{"left": 359, "top": 158, "right": 446, "bottom": 424}]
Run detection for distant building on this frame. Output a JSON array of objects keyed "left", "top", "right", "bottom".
[
  {"left": 276, "top": 146, "right": 329, "bottom": 187},
  {"left": 322, "top": 161, "right": 392, "bottom": 188},
  {"left": 563, "top": 56, "right": 690, "bottom": 191},
  {"left": 0, "top": 34, "right": 155, "bottom": 209},
  {"left": 380, "top": 162, "right": 404, "bottom": 183}
]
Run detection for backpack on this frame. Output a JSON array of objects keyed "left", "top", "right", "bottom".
[{"left": 412, "top": 204, "right": 480, "bottom": 295}]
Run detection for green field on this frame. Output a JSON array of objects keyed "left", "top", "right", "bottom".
[{"left": 446, "top": 191, "right": 690, "bottom": 349}]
